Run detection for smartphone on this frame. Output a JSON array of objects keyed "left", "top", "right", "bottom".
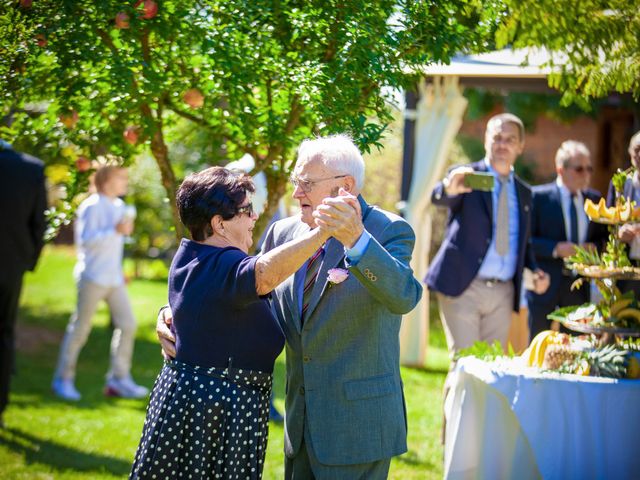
[{"left": 463, "top": 172, "right": 495, "bottom": 192}]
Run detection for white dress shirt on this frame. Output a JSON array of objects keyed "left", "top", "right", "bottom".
[
  {"left": 73, "top": 193, "right": 126, "bottom": 287},
  {"left": 556, "top": 178, "right": 588, "bottom": 245}
]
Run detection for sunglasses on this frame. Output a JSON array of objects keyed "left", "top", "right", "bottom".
[
  {"left": 568, "top": 165, "right": 593, "bottom": 173},
  {"left": 289, "top": 174, "right": 348, "bottom": 193},
  {"left": 236, "top": 202, "right": 254, "bottom": 216}
]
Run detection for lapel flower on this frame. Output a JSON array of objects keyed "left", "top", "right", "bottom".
[{"left": 327, "top": 268, "right": 349, "bottom": 285}]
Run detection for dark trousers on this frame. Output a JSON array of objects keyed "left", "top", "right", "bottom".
[
  {"left": 527, "top": 275, "right": 590, "bottom": 341},
  {"left": 285, "top": 420, "right": 391, "bottom": 479},
  {"left": 0, "top": 271, "right": 24, "bottom": 415}
]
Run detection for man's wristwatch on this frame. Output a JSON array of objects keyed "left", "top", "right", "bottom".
[{"left": 442, "top": 176, "right": 451, "bottom": 193}]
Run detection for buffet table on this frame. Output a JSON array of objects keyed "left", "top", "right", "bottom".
[{"left": 444, "top": 357, "right": 640, "bottom": 479}]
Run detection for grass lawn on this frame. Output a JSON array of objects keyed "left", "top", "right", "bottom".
[{"left": 0, "top": 246, "right": 449, "bottom": 479}]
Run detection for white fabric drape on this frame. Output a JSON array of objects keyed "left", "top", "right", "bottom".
[{"left": 400, "top": 76, "right": 468, "bottom": 366}]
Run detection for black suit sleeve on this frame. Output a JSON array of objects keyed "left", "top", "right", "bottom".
[{"left": 28, "top": 166, "right": 47, "bottom": 271}]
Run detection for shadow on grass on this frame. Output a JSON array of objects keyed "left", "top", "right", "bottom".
[
  {"left": 406, "top": 365, "right": 450, "bottom": 375},
  {"left": 0, "top": 427, "right": 132, "bottom": 476},
  {"left": 12, "top": 312, "right": 164, "bottom": 411},
  {"left": 13, "top": 307, "right": 287, "bottom": 409},
  {"left": 396, "top": 449, "right": 425, "bottom": 466},
  {"left": 396, "top": 448, "right": 443, "bottom": 472}
]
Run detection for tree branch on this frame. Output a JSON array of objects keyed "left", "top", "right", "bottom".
[
  {"left": 95, "top": 28, "right": 119, "bottom": 56},
  {"left": 165, "top": 99, "right": 209, "bottom": 126},
  {"left": 141, "top": 27, "right": 151, "bottom": 64}
]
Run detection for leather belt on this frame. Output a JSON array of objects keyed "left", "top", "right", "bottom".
[{"left": 477, "top": 277, "right": 509, "bottom": 287}]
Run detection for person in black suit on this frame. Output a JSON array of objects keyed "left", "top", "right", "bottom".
[
  {"left": 0, "top": 141, "right": 47, "bottom": 427},
  {"left": 426, "top": 113, "right": 549, "bottom": 359},
  {"left": 527, "top": 140, "right": 607, "bottom": 339}
]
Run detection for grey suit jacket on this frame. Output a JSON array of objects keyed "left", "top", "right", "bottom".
[{"left": 262, "top": 196, "right": 423, "bottom": 465}]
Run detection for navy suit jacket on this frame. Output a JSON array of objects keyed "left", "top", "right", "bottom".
[
  {"left": 425, "top": 160, "right": 537, "bottom": 312},
  {"left": 527, "top": 182, "right": 606, "bottom": 304}
]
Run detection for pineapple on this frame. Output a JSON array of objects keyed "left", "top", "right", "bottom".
[{"left": 588, "top": 345, "right": 628, "bottom": 378}]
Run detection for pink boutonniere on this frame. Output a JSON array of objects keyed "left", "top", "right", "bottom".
[{"left": 327, "top": 268, "right": 349, "bottom": 285}]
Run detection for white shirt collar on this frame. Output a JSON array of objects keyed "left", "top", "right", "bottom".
[
  {"left": 555, "top": 176, "right": 583, "bottom": 200},
  {"left": 484, "top": 158, "right": 514, "bottom": 180}
]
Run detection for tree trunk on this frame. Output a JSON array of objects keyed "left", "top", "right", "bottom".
[
  {"left": 252, "top": 172, "right": 289, "bottom": 247},
  {"left": 149, "top": 128, "right": 184, "bottom": 241}
]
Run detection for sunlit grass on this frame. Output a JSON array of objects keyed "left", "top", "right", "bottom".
[{"left": 1, "top": 246, "right": 447, "bottom": 479}]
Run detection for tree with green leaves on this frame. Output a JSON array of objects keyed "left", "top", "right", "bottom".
[
  {"left": 497, "top": 0, "right": 640, "bottom": 107},
  {"left": 1, "top": 0, "right": 501, "bottom": 240}
]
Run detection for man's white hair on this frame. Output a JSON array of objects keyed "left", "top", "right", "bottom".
[
  {"left": 555, "top": 140, "right": 590, "bottom": 168},
  {"left": 630, "top": 131, "right": 640, "bottom": 151},
  {"left": 296, "top": 134, "right": 365, "bottom": 189}
]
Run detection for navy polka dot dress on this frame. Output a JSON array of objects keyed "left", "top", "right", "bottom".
[
  {"left": 130, "top": 360, "right": 272, "bottom": 479},
  {"left": 130, "top": 241, "right": 284, "bottom": 479}
]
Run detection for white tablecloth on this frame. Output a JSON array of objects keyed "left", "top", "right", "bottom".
[{"left": 444, "top": 357, "right": 640, "bottom": 480}]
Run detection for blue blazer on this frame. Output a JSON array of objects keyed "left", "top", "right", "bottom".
[
  {"left": 527, "top": 182, "right": 606, "bottom": 304},
  {"left": 425, "top": 160, "right": 537, "bottom": 311}
]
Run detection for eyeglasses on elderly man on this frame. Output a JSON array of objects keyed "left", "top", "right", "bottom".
[{"left": 289, "top": 174, "right": 348, "bottom": 193}]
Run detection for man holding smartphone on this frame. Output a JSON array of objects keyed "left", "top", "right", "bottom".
[{"left": 426, "top": 113, "right": 549, "bottom": 360}]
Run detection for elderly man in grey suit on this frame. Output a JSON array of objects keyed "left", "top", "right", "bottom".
[{"left": 158, "top": 134, "right": 422, "bottom": 478}]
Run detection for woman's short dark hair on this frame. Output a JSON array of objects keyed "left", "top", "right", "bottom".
[{"left": 176, "top": 166, "right": 255, "bottom": 241}]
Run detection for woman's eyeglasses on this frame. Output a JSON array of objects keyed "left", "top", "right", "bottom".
[{"left": 236, "top": 202, "right": 254, "bottom": 216}]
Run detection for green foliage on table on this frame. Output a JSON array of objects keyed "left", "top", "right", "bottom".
[
  {"left": 565, "top": 245, "right": 601, "bottom": 267},
  {"left": 611, "top": 168, "right": 633, "bottom": 198},
  {"left": 602, "top": 235, "right": 632, "bottom": 269},
  {"left": 565, "top": 238, "right": 632, "bottom": 272},
  {"left": 454, "top": 340, "right": 515, "bottom": 361}
]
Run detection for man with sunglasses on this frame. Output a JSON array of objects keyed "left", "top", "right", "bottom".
[{"left": 527, "top": 140, "right": 606, "bottom": 339}]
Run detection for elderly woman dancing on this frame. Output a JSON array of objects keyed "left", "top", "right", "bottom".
[{"left": 130, "top": 166, "right": 337, "bottom": 479}]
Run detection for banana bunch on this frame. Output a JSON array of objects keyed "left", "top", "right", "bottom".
[
  {"left": 628, "top": 354, "right": 640, "bottom": 379},
  {"left": 524, "top": 330, "right": 571, "bottom": 368},
  {"left": 584, "top": 197, "right": 640, "bottom": 223},
  {"left": 609, "top": 297, "right": 640, "bottom": 327}
]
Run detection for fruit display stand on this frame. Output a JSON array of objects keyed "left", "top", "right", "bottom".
[
  {"left": 545, "top": 170, "right": 640, "bottom": 364},
  {"left": 444, "top": 172, "right": 640, "bottom": 479}
]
